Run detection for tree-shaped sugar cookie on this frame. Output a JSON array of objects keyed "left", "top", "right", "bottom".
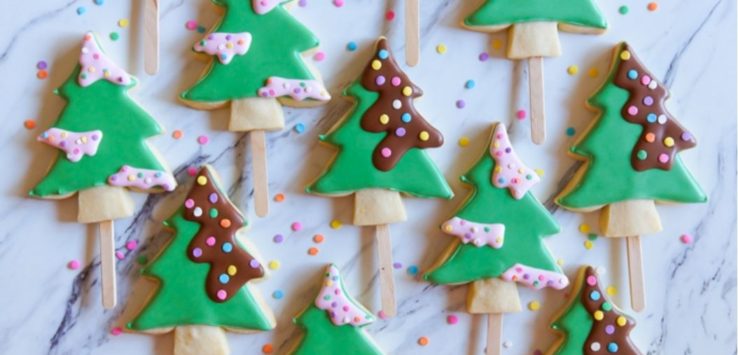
[
  {"left": 308, "top": 37, "right": 452, "bottom": 316},
  {"left": 128, "top": 165, "right": 274, "bottom": 354},
  {"left": 30, "top": 32, "right": 176, "bottom": 309},
  {"left": 556, "top": 43, "right": 706, "bottom": 312},
  {"left": 547, "top": 266, "right": 641, "bottom": 355},
  {"left": 181, "top": 0, "right": 330, "bottom": 216},
  {"left": 464, "top": 0, "right": 607, "bottom": 144},
  {"left": 290, "top": 264, "right": 384, "bottom": 355},
  {"left": 425, "top": 123, "right": 567, "bottom": 355}
]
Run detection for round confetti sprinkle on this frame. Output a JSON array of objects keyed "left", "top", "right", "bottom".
[
  {"left": 67, "top": 260, "right": 81, "bottom": 270},
  {"left": 273, "top": 234, "right": 284, "bottom": 243},
  {"left": 37, "top": 70, "right": 48, "bottom": 79},
  {"left": 516, "top": 109, "right": 527, "bottom": 120},
  {"left": 262, "top": 343, "right": 274, "bottom": 354},
  {"left": 407, "top": 265, "right": 419, "bottom": 275},
  {"left": 447, "top": 314, "right": 459, "bottom": 325},
  {"left": 528, "top": 300, "right": 541, "bottom": 311},
  {"left": 197, "top": 26, "right": 206, "bottom": 33},
  {"left": 197, "top": 135, "right": 209, "bottom": 145},
  {"left": 584, "top": 240, "right": 594, "bottom": 250},
  {"left": 617, "top": 316, "right": 627, "bottom": 326},
  {"left": 393, "top": 262, "right": 403, "bottom": 269},
  {"left": 272, "top": 290, "right": 284, "bottom": 299},
  {"left": 680, "top": 234, "right": 693, "bottom": 244},
  {"left": 491, "top": 39, "right": 503, "bottom": 50},
  {"left": 436, "top": 44, "right": 447, "bottom": 54},
  {"left": 274, "top": 193, "right": 285, "bottom": 202},
  {"left": 567, "top": 65, "right": 579, "bottom": 75},
  {"left": 608, "top": 342, "right": 619, "bottom": 352},
  {"left": 606, "top": 286, "right": 618, "bottom": 296},
  {"left": 126, "top": 240, "right": 138, "bottom": 251},
  {"left": 587, "top": 275, "right": 598, "bottom": 286},
  {"left": 347, "top": 41, "right": 357, "bottom": 51},
  {"left": 647, "top": 2, "right": 658, "bottom": 11},
  {"left": 294, "top": 122, "right": 306, "bottom": 133},
  {"left": 172, "top": 130, "right": 183, "bottom": 139},
  {"left": 185, "top": 20, "right": 198, "bottom": 30},
  {"left": 313, "top": 51, "right": 326, "bottom": 61},
  {"left": 535, "top": 168, "right": 545, "bottom": 177},
  {"left": 588, "top": 68, "right": 599, "bottom": 78},
  {"left": 566, "top": 127, "right": 576, "bottom": 136},
  {"left": 313, "top": 234, "right": 324, "bottom": 243},
  {"left": 24, "top": 119, "right": 36, "bottom": 130},
  {"left": 333, "top": 0, "right": 344, "bottom": 7},
  {"left": 110, "top": 327, "right": 122, "bottom": 336},
  {"left": 291, "top": 222, "right": 302, "bottom": 231},
  {"left": 37, "top": 61, "right": 48, "bottom": 70},
  {"left": 197, "top": 176, "right": 208, "bottom": 185},
  {"left": 76, "top": 7, "right": 86, "bottom": 15},
  {"left": 579, "top": 224, "right": 591, "bottom": 233},
  {"left": 268, "top": 260, "right": 280, "bottom": 270},
  {"left": 385, "top": 10, "right": 395, "bottom": 20},
  {"left": 118, "top": 18, "right": 129, "bottom": 28},
  {"left": 455, "top": 100, "right": 466, "bottom": 109},
  {"left": 637, "top": 150, "right": 648, "bottom": 160},
  {"left": 479, "top": 52, "right": 490, "bottom": 61},
  {"left": 417, "top": 337, "right": 429, "bottom": 346},
  {"left": 115, "top": 251, "right": 125, "bottom": 260},
  {"left": 378, "top": 310, "right": 388, "bottom": 320},
  {"left": 556, "top": 258, "right": 564, "bottom": 266},
  {"left": 458, "top": 136, "right": 470, "bottom": 147},
  {"left": 465, "top": 80, "right": 475, "bottom": 89},
  {"left": 307, "top": 247, "right": 319, "bottom": 256},
  {"left": 94, "top": 0, "right": 104, "bottom": 5},
  {"left": 619, "top": 5, "right": 629, "bottom": 14},
  {"left": 594, "top": 310, "right": 604, "bottom": 321},
  {"left": 587, "top": 233, "right": 598, "bottom": 241},
  {"left": 330, "top": 220, "right": 342, "bottom": 229}
]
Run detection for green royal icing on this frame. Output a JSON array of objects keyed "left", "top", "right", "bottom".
[
  {"left": 291, "top": 305, "right": 383, "bottom": 355},
  {"left": 307, "top": 82, "right": 453, "bottom": 199},
  {"left": 465, "top": 0, "right": 608, "bottom": 30},
  {"left": 549, "top": 269, "right": 594, "bottom": 354},
  {"left": 30, "top": 66, "right": 166, "bottom": 198},
  {"left": 127, "top": 208, "right": 273, "bottom": 331},
  {"left": 424, "top": 127, "right": 561, "bottom": 285},
  {"left": 556, "top": 43, "right": 706, "bottom": 210},
  {"left": 181, "top": 0, "right": 320, "bottom": 103}
]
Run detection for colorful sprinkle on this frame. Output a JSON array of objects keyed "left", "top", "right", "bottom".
[
  {"left": 115, "top": 251, "right": 125, "bottom": 260},
  {"left": 109, "top": 32, "right": 120, "bottom": 41},
  {"left": 393, "top": 262, "right": 403, "bottom": 269},
  {"left": 680, "top": 234, "right": 693, "bottom": 244},
  {"left": 647, "top": 2, "right": 659, "bottom": 11},
  {"left": 294, "top": 123, "right": 306, "bottom": 134},
  {"left": 516, "top": 109, "right": 527, "bottom": 120},
  {"left": 197, "top": 135, "right": 209, "bottom": 145},
  {"left": 417, "top": 337, "right": 429, "bottom": 346},
  {"left": 67, "top": 260, "right": 81, "bottom": 270},
  {"left": 567, "top": 65, "right": 579, "bottom": 75},
  {"left": 458, "top": 136, "right": 470, "bottom": 147},
  {"left": 465, "top": 80, "right": 475, "bottom": 89},
  {"left": 606, "top": 286, "right": 618, "bottom": 296},
  {"left": 94, "top": 0, "right": 104, "bottom": 5},
  {"left": 36, "top": 61, "right": 48, "bottom": 70},
  {"left": 110, "top": 327, "right": 122, "bottom": 336},
  {"left": 313, "top": 234, "right": 324, "bottom": 243},
  {"left": 347, "top": 41, "right": 358, "bottom": 51},
  {"left": 579, "top": 224, "right": 591, "bottom": 234},
  {"left": 455, "top": 100, "right": 466, "bottom": 109},
  {"left": 76, "top": 7, "right": 86, "bottom": 15},
  {"left": 479, "top": 52, "right": 490, "bottom": 61},
  {"left": 273, "top": 234, "right": 284, "bottom": 243},
  {"left": 447, "top": 314, "right": 459, "bottom": 325},
  {"left": 407, "top": 265, "right": 419, "bottom": 275},
  {"left": 272, "top": 290, "right": 284, "bottom": 299},
  {"left": 436, "top": 44, "right": 447, "bottom": 54},
  {"left": 313, "top": 51, "right": 326, "bottom": 61},
  {"left": 172, "top": 130, "right": 183, "bottom": 139},
  {"left": 588, "top": 68, "right": 599, "bottom": 78},
  {"left": 491, "top": 39, "right": 503, "bottom": 50},
  {"left": 125, "top": 240, "right": 138, "bottom": 251},
  {"left": 619, "top": 5, "right": 629, "bottom": 14},
  {"left": 528, "top": 300, "right": 540, "bottom": 311},
  {"left": 268, "top": 260, "right": 280, "bottom": 270},
  {"left": 24, "top": 119, "right": 36, "bottom": 130},
  {"left": 385, "top": 10, "right": 395, "bottom": 21},
  {"left": 118, "top": 18, "right": 129, "bottom": 28},
  {"left": 37, "top": 70, "right": 48, "bottom": 79},
  {"left": 330, "top": 220, "right": 342, "bottom": 229},
  {"left": 274, "top": 193, "right": 285, "bottom": 202},
  {"left": 584, "top": 240, "right": 594, "bottom": 250},
  {"left": 566, "top": 127, "right": 576, "bottom": 136},
  {"left": 291, "top": 222, "right": 302, "bottom": 231},
  {"left": 307, "top": 247, "right": 319, "bottom": 256},
  {"left": 185, "top": 20, "right": 198, "bottom": 31},
  {"left": 377, "top": 310, "right": 388, "bottom": 320},
  {"left": 262, "top": 343, "right": 274, "bottom": 354}
]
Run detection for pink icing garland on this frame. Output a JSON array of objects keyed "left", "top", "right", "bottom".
[
  {"left": 78, "top": 32, "right": 132, "bottom": 87},
  {"left": 37, "top": 128, "right": 103, "bottom": 163},
  {"left": 314, "top": 265, "right": 373, "bottom": 326},
  {"left": 501, "top": 263, "right": 569, "bottom": 290},
  {"left": 193, "top": 32, "right": 252, "bottom": 65},
  {"left": 489, "top": 124, "right": 540, "bottom": 200},
  {"left": 108, "top": 165, "right": 177, "bottom": 191},
  {"left": 252, "top": 0, "right": 280, "bottom": 14},
  {"left": 441, "top": 217, "right": 505, "bottom": 249},
  {"left": 258, "top": 77, "right": 331, "bottom": 101}
]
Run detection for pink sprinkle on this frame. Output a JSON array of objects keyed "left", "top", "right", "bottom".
[
  {"left": 377, "top": 310, "right": 388, "bottom": 320},
  {"left": 680, "top": 234, "right": 693, "bottom": 244},
  {"left": 110, "top": 327, "right": 123, "bottom": 336},
  {"left": 447, "top": 314, "right": 459, "bottom": 325},
  {"left": 627, "top": 105, "right": 639, "bottom": 116},
  {"left": 185, "top": 20, "right": 198, "bottom": 31},
  {"left": 586, "top": 275, "right": 597, "bottom": 286},
  {"left": 291, "top": 222, "right": 302, "bottom": 231},
  {"left": 216, "top": 290, "right": 227, "bottom": 300},
  {"left": 381, "top": 147, "right": 392, "bottom": 157},
  {"left": 658, "top": 153, "right": 670, "bottom": 163},
  {"left": 125, "top": 240, "right": 138, "bottom": 251},
  {"left": 641, "top": 75, "right": 651, "bottom": 86},
  {"left": 206, "top": 236, "right": 216, "bottom": 246},
  {"left": 333, "top": 0, "right": 344, "bottom": 7},
  {"left": 197, "top": 135, "right": 209, "bottom": 145},
  {"left": 184, "top": 198, "right": 195, "bottom": 208},
  {"left": 516, "top": 109, "right": 527, "bottom": 120},
  {"left": 391, "top": 76, "right": 401, "bottom": 86},
  {"left": 115, "top": 251, "right": 125, "bottom": 260},
  {"left": 67, "top": 260, "right": 80, "bottom": 270},
  {"left": 187, "top": 166, "right": 198, "bottom": 176},
  {"left": 313, "top": 51, "right": 326, "bottom": 61}
]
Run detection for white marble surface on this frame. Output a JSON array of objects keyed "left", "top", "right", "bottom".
[{"left": 0, "top": 0, "right": 735, "bottom": 354}]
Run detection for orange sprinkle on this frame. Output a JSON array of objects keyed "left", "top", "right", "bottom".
[
  {"left": 274, "top": 193, "right": 285, "bottom": 202},
  {"left": 645, "top": 133, "right": 656, "bottom": 143},
  {"left": 172, "top": 130, "right": 183, "bottom": 139},
  {"left": 307, "top": 247, "right": 319, "bottom": 256},
  {"left": 220, "top": 219, "right": 232, "bottom": 228},
  {"left": 647, "top": 2, "right": 658, "bottom": 11},
  {"left": 313, "top": 234, "right": 324, "bottom": 243},
  {"left": 418, "top": 336, "right": 429, "bottom": 346},
  {"left": 23, "top": 119, "right": 36, "bottom": 129},
  {"left": 37, "top": 70, "right": 48, "bottom": 79},
  {"left": 261, "top": 343, "right": 274, "bottom": 354}
]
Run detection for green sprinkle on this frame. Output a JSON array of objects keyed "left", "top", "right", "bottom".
[
  {"left": 110, "top": 32, "right": 120, "bottom": 41},
  {"left": 619, "top": 5, "right": 629, "bottom": 15}
]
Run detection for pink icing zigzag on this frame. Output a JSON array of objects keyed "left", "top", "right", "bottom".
[
  {"left": 314, "top": 265, "right": 373, "bottom": 326},
  {"left": 193, "top": 32, "right": 252, "bottom": 65},
  {"left": 258, "top": 77, "right": 331, "bottom": 102},
  {"left": 37, "top": 128, "right": 103, "bottom": 163},
  {"left": 489, "top": 124, "right": 540, "bottom": 200},
  {"left": 252, "top": 0, "right": 280, "bottom": 14},
  {"left": 108, "top": 165, "right": 177, "bottom": 191},
  {"left": 78, "top": 32, "right": 132, "bottom": 87},
  {"left": 501, "top": 263, "right": 569, "bottom": 290},
  {"left": 441, "top": 216, "right": 505, "bottom": 249}
]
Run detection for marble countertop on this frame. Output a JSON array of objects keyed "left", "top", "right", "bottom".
[{"left": 0, "top": 0, "right": 735, "bottom": 354}]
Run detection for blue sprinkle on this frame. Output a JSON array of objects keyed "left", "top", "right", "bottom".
[
  {"left": 346, "top": 41, "right": 358, "bottom": 52},
  {"left": 378, "top": 49, "right": 389, "bottom": 59},
  {"left": 646, "top": 113, "right": 657, "bottom": 123},
  {"left": 294, "top": 123, "right": 305, "bottom": 134},
  {"left": 401, "top": 113, "right": 412, "bottom": 123},
  {"left": 465, "top": 80, "right": 475, "bottom": 89},
  {"left": 76, "top": 6, "right": 86, "bottom": 15},
  {"left": 197, "top": 26, "right": 207, "bottom": 34},
  {"left": 272, "top": 290, "right": 284, "bottom": 299},
  {"left": 590, "top": 290, "right": 601, "bottom": 301},
  {"left": 222, "top": 242, "right": 233, "bottom": 253},
  {"left": 219, "top": 274, "right": 230, "bottom": 284},
  {"left": 607, "top": 342, "right": 619, "bottom": 352},
  {"left": 627, "top": 69, "right": 638, "bottom": 80},
  {"left": 407, "top": 265, "right": 419, "bottom": 275},
  {"left": 94, "top": 0, "right": 104, "bottom": 5},
  {"left": 566, "top": 127, "right": 576, "bottom": 136}
]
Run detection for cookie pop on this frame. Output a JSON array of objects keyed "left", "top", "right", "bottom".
[
  {"left": 181, "top": 0, "right": 330, "bottom": 217},
  {"left": 128, "top": 166, "right": 275, "bottom": 354},
  {"left": 30, "top": 33, "right": 177, "bottom": 309},
  {"left": 307, "top": 38, "right": 453, "bottom": 316},
  {"left": 425, "top": 123, "right": 568, "bottom": 355},
  {"left": 556, "top": 43, "right": 706, "bottom": 311},
  {"left": 463, "top": 1, "right": 607, "bottom": 144}
]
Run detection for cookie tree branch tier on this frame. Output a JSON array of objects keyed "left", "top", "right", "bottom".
[
  {"left": 307, "top": 37, "right": 452, "bottom": 317},
  {"left": 425, "top": 123, "right": 567, "bottom": 355},
  {"left": 181, "top": 0, "right": 330, "bottom": 217},
  {"left": 289, "top": 265, "right": 384, "bottom": 355},
  {"left": 547, "top": 266, "right": 641, "bottom": 355},
  {"left": 30, "top": 32, "right": 176, "bottom": 309},
  {"left": 128, "top": 166, "right": 275, "bottom": 355},
  {"left": 463, "top": 0, "right": 607, "bottom": 144},
  {"left": 556, "top": 43, "right": 706, "bottom": 312}
]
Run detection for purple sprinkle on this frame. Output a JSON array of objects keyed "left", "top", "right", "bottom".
[
  {"left": 37, "top": 61, "right": 48, "bottom": 70},
  {"left": 505, "top": 147, "right": 512, "bottom": 153},
  {"left": 249, "top": 260, "right": 260, "bottom": 268},
  {"left": 192, "top": 248, "right": 203, "bottom": 258},
  {"left": 681, "top": 132, "right": 692, "bottom": 141},
  {"left": 207, "top": 34, "right": 214, "bottom": 40},
  {"left": 376, "top": 75, "right": 386, "bottom": 86},
  {"left": 209, "top": 192, "right": 218, "bottom": 204},
  {"left": 395, "top": 127, "right": 406, "bottom": 137},
  {"left": 523, "top": 273, "right": 530, "bottom": 280},
  {"left": 225, "top": 34, "right": 232, "bottom": 40},
  {"left": 479, "top": 52, "right": 490, "bottom": 61},
  {"left": 456, "top": 100, "right": 466, "bottom": 109},
  {"left": 605, "top": 325, "right": 615, "bottom": 334},
  {"left": 393, "top": 262, "right": 403, "bottom": 269},
  {"left": 273, "top": 234, "right": 284, "bottom": 243}
]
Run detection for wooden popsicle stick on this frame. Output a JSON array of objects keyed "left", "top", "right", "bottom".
[
  {"left": 405, "top": 0, "right": 420, "bottom": 67},
  {"left": 375, "top": 224, "right": 397, "bottom": 317},
  {"left": 626, "top": 236, "right": 646, "bottom": 312},
  {"left": 486, "top": 313, "right": 503, "bottom": 355},
  {"left": 528, "top": 56, "right": 545, "bottom": 145},
  {"left": 250, "top": 130, "right": 269, "bottom": 217},
  {"left": 144, "top": 0, "right": 160, "bottom": 75},
  {"left": 99, "top": 220, "right": 117, "bottom": 309}
]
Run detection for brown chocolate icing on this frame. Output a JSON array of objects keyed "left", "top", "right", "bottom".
[
  {"left": 183, "top": 166, "right": 264, "bottom": 303},
  {"left": 359, "top": 38, "right": 443, "bottom": 171},
  {"left": 612, "top": 43, "right": 696, "bottom": 171}
]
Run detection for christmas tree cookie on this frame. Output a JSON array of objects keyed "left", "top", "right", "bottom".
[
  {"left": 29, "top": 32, "right": 176, "bottom": 309},
  {"left": 308, "top": 37, "right": 452, "bottom": 316},
  {"left": 128, "top": 166, "right": 275, "bottom": 354},
  {"left": 425, "top": 123, "right": 567, "bottom": 354},
  {"left": 181, "top": 0, "right": 330, "bottom": 217},
  {"left": 463, "top": 0, "right": 607, "bottom": 144},
  {"left": 290, "top": 264, "right": 384, "bottom": 355},
  {"left": 556, "top": 43, "right": 706, "bottom": 311},
  {"left": 547, "top": 266, "right": 641, "bottom": 355}
]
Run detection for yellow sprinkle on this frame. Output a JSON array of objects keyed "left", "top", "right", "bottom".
[
  {"left": 491, "top": 39, "right": 503, "bottom": 50},
  {"left": 88, "top": 66, "right": 96, "bottom": 73},
  {"left": 80, "top": 136, "right": 88, "bottom": 144},
  {"left": 458, "top": 136, "right": 470, "bottom": 147},
  {"left": 227, "top": 265, "right": 237, "bottom": 276},
  {"left": 324, "top": 279, "right": 333, "bottom": 287},
  {"left": 268, "top": 260, "right": 280, "bottom": 270},
  {"left": 588, "top": 68, "right": 599, "bottom": 78},
  {"left": 127, "top": 174, "right": 136, "bottom": 182},
  {"left": 118, "top": 18, "right": 129, "bottom": 28},
  {"left": 419, "top": 131, "right": 430, "bottom": 141},
  {"left": 443, "top": 224, "right": 453, "bottom": 232},
  {"left": 402, "top": 86, "right": 413, "bottom": 96},
  {"left": 664, "top": 137, "right": 675, "bottom": 147},
  {"left": 197, "top": 176, "right": 208, "bottom": 186},
  {"left": 379, "top": 114, "right": 390, "bottom": 125},
  {"left": 620, "top": 50, "right": 632, "bottom": 61},
  {"left": 528, "top": 301, "right": 540, "bottom": 311},
  {"left": 606, "top": 286, "right": 618, "bottom": 296},
  {"left": 594, "top": 310, "right": 604, "bottom": 321},
  {"left": 584, "top": 240, "right": 594, "bottom": 250},
  {"left": 226, "top": 42, "right": 234, "bottom": 49},
  {"left": 567, "top": 65, "right": 579, "bottom": 75},
  {"left": 556, "top": 258, "right": 565, "bottom": 266},
  {"left": 371, "top": 59, "right": 382, "bottom": 70},
  {"left": 436, "top": 43, "right": 447, "bottom": 54},
  {"left": 330, "top": 219, "right": 342, "bottom": 229},
  {"left": 534, "top": 168, "right": 544, "bottom": 177},
  {"left": 579, "top": 224, "right": 591, "bottom": 234},
  {"left": 616, "top": 316, "right": 627, "bottom": 326}
]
